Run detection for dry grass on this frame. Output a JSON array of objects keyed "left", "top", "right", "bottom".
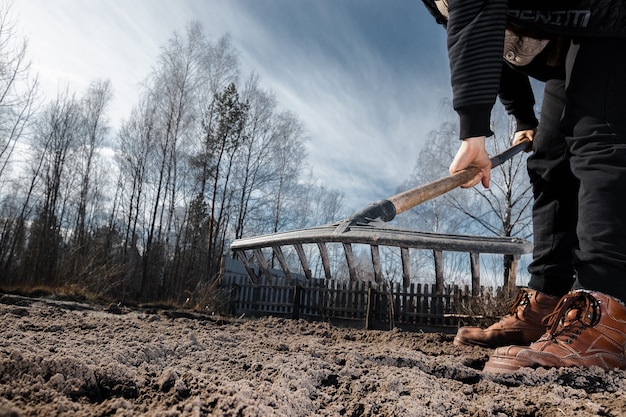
[
  {"left": 0, "top": 283, "right": 95, "bottom": 303},
  {"left": 453, "top": 287, "right": 517, "bottom": 327}
]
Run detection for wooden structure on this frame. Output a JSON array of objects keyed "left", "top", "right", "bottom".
[
  {"left": 230, "top": 225, "right": 532, "bottom": 297},
  {"left": 221, "top": 275, "right": 502, "bottom": 332}
]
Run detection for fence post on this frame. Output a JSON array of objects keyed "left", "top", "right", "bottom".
[
  {"left": 434, "top": 250, "right": 444, "bottom": 294},
  {"left": 470, "top": 252, "right": 480, "bottom": 297},
  {"left": 420, "top": 284, "right": 429, "bottom": 325},
  {"left": 507, "top": 255, "right": 520, "bottom": 297},
  {"left": 292, "top": 284, "right": 301, "bottom": 320},
  {"left": 388, "top": 283, "right": 395, "bottom": 330},
  {"left": 365, "top": 283, "right": 374, "bottom": 330},
  {"left": 253, "top": 285, "right": 260, "bottom": 314},
  {"left": 228, "top": 284, "right": 239, "bottom": 315},
  {"left": 434, "top": 283, "right": 444, "bottom": 325}
]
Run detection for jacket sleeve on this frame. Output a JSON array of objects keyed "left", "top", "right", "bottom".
[
  {"left": 498, "top": 63, "right": 539, "bottom": 131},
  {"left": 447, "top": 0, "right": 508, "bottom": 139}
]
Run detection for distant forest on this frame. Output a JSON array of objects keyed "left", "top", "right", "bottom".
[
  {"left": 0, "top": 8, "right": 535, "bottom": 306},
  {"left": 0, "top": 16, "right": 346, "bottom": 304}
]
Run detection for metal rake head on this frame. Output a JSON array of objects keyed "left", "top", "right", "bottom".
[{"left": 230, "top": 224, "right": 532, "bottom": 286}]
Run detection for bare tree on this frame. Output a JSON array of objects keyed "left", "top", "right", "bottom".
[
  {"left": 137, "top": 23, "right": 212, "bottom": 299},
  {"left": 0, "top": 16, "right": 346, "bottom": 300},
  {"left": 447, "top": 105, "right": 533, "bottom": 289},
  {"left": 21, "top": 90, "right": 80, "bottom": 284},
  {"left": 231, "top": 74, "right": 278, "bottom": 240},
  {"left": 191, "top": 82, "right": 247, "bottom": 279},
  {"left": 401, "top": 99, "right": 533, "bottom": 288},
  {"left": 115, "top": 98, "right": 158, "bottom": 298},
  {"left": 0, "top": 3, "right": 38, "bottom": 282},
  {"left": 0, "top": 3, "right": 38, "bottom": 185},
  {"left": 446, "top": 115, "right": 532, "bottom": 240},
  {"left": 73, "top": 79, "right": 112, "bottom": 248},
  {"left": 111, "top": 25, "right": 241, "bottom": 299},
  {"left": 266, "top": 111, "right": 308, "bottom": 234},
  {"left": 399, "top": 116, "right": 465, "bottom": 235}
]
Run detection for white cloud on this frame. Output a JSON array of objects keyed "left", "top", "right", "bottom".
[{"left": 10, "top": 0, "right": 453, "bottom": 210}]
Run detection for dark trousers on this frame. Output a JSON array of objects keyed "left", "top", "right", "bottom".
[{"left": 527, "top": 38, "right": 626, "bottom": 303}]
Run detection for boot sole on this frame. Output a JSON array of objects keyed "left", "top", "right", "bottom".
[
  {"left": 453, "top": 333, "right": 540, "bottom": 349},
  {"left": 483, "top": 355, "right": 531, "bottom": 373},
  {"left": 483, "top": 350, "right": 626, "bottom": 372},
  {"left": 453, "top": 336, "right": 492, "bottom": 348}
]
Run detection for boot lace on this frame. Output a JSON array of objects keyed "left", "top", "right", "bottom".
[
  {"left": 505, "top": 289, "right": 532, "bottom": 319},
  {"left": 541, "top": 292, "right": 601, "bottom": 344}
]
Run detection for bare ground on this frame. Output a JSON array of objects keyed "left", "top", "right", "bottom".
[{"left": 0, "top": 293, "right": 625, "bottom": 417}]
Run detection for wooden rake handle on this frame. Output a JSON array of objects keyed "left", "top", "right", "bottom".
[
  {"left": 389, "top": 165, "right": 480, "bottom": 214},
  {"left": 391, "top": 138, "right": 531, "bottom": 215},
  {"left": 335, "top": 138, "right": 530, "bottom": 233}
]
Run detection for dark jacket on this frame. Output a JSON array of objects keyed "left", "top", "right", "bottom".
[
  {"left": 423, "top": 0, "right": 626, "bottom": 139},
  {"left": 507, "top": 0, "right": 626, "bottom": 37}
]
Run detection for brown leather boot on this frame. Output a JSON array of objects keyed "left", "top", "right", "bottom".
[
  {"left": 453, "top": 288, "right": 560, "bottom": 348},
  {"left": 484, "top": 291, "right": 626, "bottom": 373}
]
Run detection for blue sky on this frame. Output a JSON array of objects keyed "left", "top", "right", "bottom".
[{"left": 11, "top": 0, "right": 451, "bottom": 210}]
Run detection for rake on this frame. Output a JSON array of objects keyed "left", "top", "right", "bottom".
[{"left": 230, "top": 139, "right": 532, "bottom": 286}]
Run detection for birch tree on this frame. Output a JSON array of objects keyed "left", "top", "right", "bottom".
[
  {"left": 402, "top": 99, "right": 533, "bottom": 287},
  {"left": 21, "top": 91, "right": 80, "bottom": 285},
  {"left": 73, "top": 79, "right": 112, "bottom": 249},
  {"left": 0, "top": 3, "right": 38, "bottom": 282}
]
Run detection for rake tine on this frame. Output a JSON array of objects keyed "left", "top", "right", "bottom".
[
  {"left": 316, "top": 242, "right": 333, "bottom": 280},
  {"left": 271, "top": 245, "right": 293, "bottom": 282},
  {"left": 294, "top": 243, "right": 313, "bottom": 280},
  {"left": 253, "top": 248, "right": 273, "bottom": 283},
  {"left": 400, "top": 247, "right": 411, "bottom": 288},
  {"left": 237, "top": 251, "right": 260, "bottom": 284},
  {"left": 342, "top": 243, "right": 357, "bottom": 281},
  {"left": 370, "top": 244, "right": 382, "bottom": 284},
  {"left": 231, "top": 223, "right": 533, "bottom": 287}
]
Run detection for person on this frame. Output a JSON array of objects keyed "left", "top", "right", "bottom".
[{"left": 421, "top": 0, "right": 626, "bottom": 373}]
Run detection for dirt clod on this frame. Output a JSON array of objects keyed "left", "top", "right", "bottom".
[{"left": 1, "top": 295, "right": 625, "bottom": 416}]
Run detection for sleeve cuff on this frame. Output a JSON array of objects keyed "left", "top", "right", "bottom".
[
  {"left": 457, "top": 104, "right": 494, "bottom": 140},
  {"left": 514, "top": 109, "right": 539, "bottom": 132}
]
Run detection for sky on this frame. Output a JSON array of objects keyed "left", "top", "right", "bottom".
[{"left": 10, "top": 0, "right": 452, "bottom": 211}]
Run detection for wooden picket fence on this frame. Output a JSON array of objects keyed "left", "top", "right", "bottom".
[{"left": 221, "top": 275, "right": 497, "bottom": 332}]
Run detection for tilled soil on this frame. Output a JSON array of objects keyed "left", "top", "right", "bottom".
[{"left": 0, "top": 293, "right": 625, "bottom": 416}]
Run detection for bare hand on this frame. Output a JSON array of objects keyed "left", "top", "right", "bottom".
[
  {"left": 449, "top": 136, "right": 492, "bottom": 188},
  {"left": 513, "top": 129, "right": 535, "bottom": 152}
]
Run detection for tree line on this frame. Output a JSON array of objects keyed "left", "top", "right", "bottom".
[
  {"left": 0, "top": 8, "right": 535, "bottom": 305},
  {"left": 0, "top": 17, "right": 344, "bottom": 304}
]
